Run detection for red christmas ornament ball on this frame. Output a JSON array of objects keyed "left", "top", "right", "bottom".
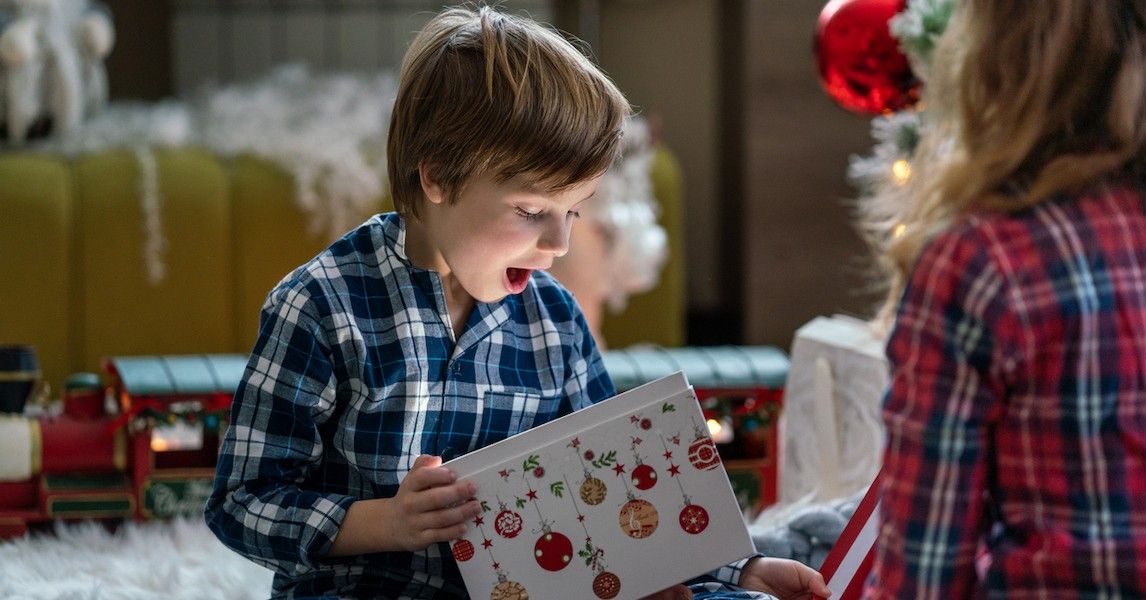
[
  {"left": 533, "top": 531, "right": 574, "bottom": 571},
  {"left": 687, "top": 436, "right": 721, "bottom": 471},
  {"left": 630, "top": 463, "right": 658, "bottom": 490},
  {"left": 593, "top": 571, "right": 622, "bottom": 599},
  {"left": 494, "top": 509, "right": 524, "bottom": 539},
  {"left": 451, "top": 539, "right": 475, "bottom": 561},
  {"left": 814, "top": 0, "right": 920, "bottom": 115},
  {"left": 679, "top": 503, "right": 710, "bottom": 535}
]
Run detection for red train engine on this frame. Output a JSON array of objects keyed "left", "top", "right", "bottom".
[{"left": 0, "top": 354, "right": 244, "bottom": 539}]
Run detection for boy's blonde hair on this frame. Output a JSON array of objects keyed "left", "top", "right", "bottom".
[
  {"left": 388, "top": 5, "right": 631, "bottom": 218},
  {"left": 861, "top": 0, "right": 1146, "bottom": 316}
]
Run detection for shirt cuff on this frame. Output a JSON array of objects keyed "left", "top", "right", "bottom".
[
  {"left": 705, "top": 553, "right": 764, "bottom": 587},
  {"left": 299, "top": 493, "right": 358, "bottom": 570}
]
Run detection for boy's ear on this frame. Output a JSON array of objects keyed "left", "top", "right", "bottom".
[{"left": 418, "top": 163, "right": 446, "bottom": 205}]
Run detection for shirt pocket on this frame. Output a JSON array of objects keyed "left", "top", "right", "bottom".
[{"left": 475, "top": 389, "right": 562, "bottom": 448}]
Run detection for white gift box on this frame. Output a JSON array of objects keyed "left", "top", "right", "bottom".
[{"left": 445, "top": 373, "right": 755, "bottom": 600}]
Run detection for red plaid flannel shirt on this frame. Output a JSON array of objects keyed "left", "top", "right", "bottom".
[{"left": 868, "top": 179, "right": 1146, "bottom": 599}]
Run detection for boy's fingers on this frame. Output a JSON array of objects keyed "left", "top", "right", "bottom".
[
  {"left": 405, "top": 456, "right": 455, "bottom": 491},
  {"left": 423, "top": 521, "right": 470, "bottom": 545},
  {"left": 415, "top": 480, "right": 476, "bottom": 511},
  {"left": 412, "top": 454, "right": 442, "bottom": 470},
  {"left": 406, "top": 467, "right": 456, "bottom": 491},
  {"left": 420, "top": 499, "right": 481, "bottom": 530}
]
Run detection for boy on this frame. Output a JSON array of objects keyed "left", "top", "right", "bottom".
[{"left": 206, "top": 6, "right": 828, "bottom": 599}]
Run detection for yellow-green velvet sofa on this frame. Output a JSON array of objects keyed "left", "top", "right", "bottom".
[{"left": 0, "top": 147, "right": 685, "bottom": 391}]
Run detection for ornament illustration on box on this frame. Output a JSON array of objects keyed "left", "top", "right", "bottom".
[
  {"left": 688, "top": 418, "right": 721, "bottom": 471},
  {"left": 661, "top": 434, "right": 710, "bottom": 535},
  {"left": 490, "top": 574, "right": 529, "bottom": 600},
  {"left": 493, "top": 497, "right": 524, "bottom": 539},
  {"left": 611, "top": 424, "right": 660, "bottom": 539},
  {"left": 570, "top": 436, "right": 611, "bottom": 506},
  {"left": 627, "top": 412, "right": 659, "bottom": 490},
  {"left": 462, "top": 502, "right": 530, "bottom": 600},
  {"left": 619, "top": 496, "right": 659, "bottom": 539},
  {"left": 518, "top": 454, "right": 574, "bottom": 572},
  {"left": 453, "top": 538, "right": 475, "bottom": 562},
  {"left": 564, "top": 473, "right": 623, "bottom": 599}
]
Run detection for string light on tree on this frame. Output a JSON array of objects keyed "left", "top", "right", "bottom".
[
  {"left": 891, "top": 159, "right": 911, "bottom": 184},
  {"left": 830, "top": 0, "right": 954, "bottom": 262}
]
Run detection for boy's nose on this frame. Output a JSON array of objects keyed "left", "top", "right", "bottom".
[{"left": 538, "top": 216, "right": 572, "bottom": 257}]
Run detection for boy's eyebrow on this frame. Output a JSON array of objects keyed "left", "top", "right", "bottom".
[{"left": 518, "top": 180, "right": 595, "bottom": 205}]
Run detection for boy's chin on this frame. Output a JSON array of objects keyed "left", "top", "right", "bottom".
[{"left": 466, "top": 284, "right": 510, "bottom": 304}]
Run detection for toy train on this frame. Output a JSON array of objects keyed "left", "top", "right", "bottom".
[
  {"left": 0, "top": 347, "right": 789, "bottom": 538},
  {"left": 0, "top": 354, "right": 246, "bottom": 539}
]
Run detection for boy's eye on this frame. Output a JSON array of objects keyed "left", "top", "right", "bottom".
[
  {"left": 514, "top": 207, "right": 580, "bottom": 220},
  {"left": 515, "top": 207, "right": 544, "bottom": 220}
]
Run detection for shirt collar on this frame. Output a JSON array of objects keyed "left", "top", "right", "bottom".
[{"left": 387, "top": 212, "right": 413, "bottom": 266}]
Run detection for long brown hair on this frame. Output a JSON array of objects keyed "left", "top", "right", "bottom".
[{"left": 862, "top": 0, "right": 1146, "bottom": 318}]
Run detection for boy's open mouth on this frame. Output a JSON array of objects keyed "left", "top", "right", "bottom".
[{"left": 506, "top": 267, "right": 532, "bottom": 293}]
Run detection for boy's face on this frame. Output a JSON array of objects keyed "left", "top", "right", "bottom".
[{"left": 418, "top": 169, "right": 604, "bottom": 303}]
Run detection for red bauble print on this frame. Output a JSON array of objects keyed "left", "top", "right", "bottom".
[
  {"left": 494, "top": 509, "right": 524, "bottom": 539},
  {"left": 533, "top": 531, "right": 574, "bottom": 572},
  {"left": 618, "top": 498, "right": 659, "bottom": 539},
  {"left": 814, "top": 0, "right": 920, "bottom": 115},
  {"left": 592, "top": 571, "right": 622, "bottom": 599},
  {"left": 452, "top": 539, "right": 475, "bottom": 561},
  {"left": 679, "top": 503, "right": 710, "bottom": 535},
  {"left": 630, "top": 463, "right": 658, "bottom": 490},
  {"left": 687, "top": 437, "right": 721, "bottom": 471}
]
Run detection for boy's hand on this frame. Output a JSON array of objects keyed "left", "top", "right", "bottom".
[
  {"left": 388, "top": 454, "right": 482, "bottom": 551},
  {"left": 737, "top": 557, "right": 831, "bottom": 600}
]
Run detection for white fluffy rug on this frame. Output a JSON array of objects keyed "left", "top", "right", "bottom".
[{"left": 0, "top": 518, "right": 273, "bottom": 599}]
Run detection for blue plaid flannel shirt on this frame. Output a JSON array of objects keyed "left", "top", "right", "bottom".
[{"left": 205, "top": 212, "right": 760, "bottom": 599}]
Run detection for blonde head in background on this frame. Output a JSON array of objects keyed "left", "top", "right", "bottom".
[
  {"left": 860, "top": 0, "right": 1146, "bottom": 321},
  {"left": 549, "top": 115, "right": 668, "bottom": 347}
]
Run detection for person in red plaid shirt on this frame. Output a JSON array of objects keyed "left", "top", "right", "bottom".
[{"left": 860, "top": 1, "right": 1146, "bottom": 598}]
